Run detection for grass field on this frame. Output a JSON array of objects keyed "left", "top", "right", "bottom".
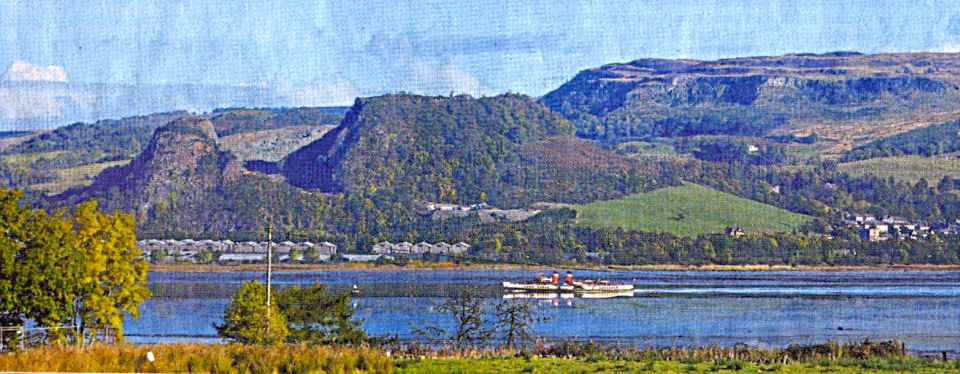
[
  {"left": 0, "top": 150, "right": 63, "bottom": 164},
  {"left": 616, "top": 141, "right": 677, "bottom": 156},
  {"left": 30, "top": 160, "right": 129, "bottom": 195},
  {"left": 839, "top": 155, "right": 960, "bottom": 183},
  {"left": 574, "top": 182, "right": 810, "bottom": 237}
]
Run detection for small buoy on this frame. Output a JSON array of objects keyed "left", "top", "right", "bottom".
[{"left": 146, "top": 351, "right": 155, "bottom": 362}]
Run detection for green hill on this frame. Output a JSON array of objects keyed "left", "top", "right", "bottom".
[
  {"left": 280, "top": 93, "right": 672, "bottom": 207},
  {"left": 574, "top": 182, "right": 810, "bottom": 237}
]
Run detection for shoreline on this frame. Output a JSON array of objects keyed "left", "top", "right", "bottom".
[{"left": 149, "top": 261, "right": 960, "bottom": 273}]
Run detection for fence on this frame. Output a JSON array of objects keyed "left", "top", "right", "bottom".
[{"left": 0, "top": 324, "right": 89, "bottom": 351}]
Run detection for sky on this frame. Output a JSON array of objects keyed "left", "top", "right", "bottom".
[{"left": 3, "top": 0, "right": 960, "bottom": 128}]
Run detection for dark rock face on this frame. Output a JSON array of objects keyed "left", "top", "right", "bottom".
[
  {"left": 542, "top": 52, "right": 960, "bottom": 140},
  {"left": 67, "top": 116, "right": 242, "bottom": 221},
  {"left": 281, "top": 101, "right": 365, "bottom": 191}
]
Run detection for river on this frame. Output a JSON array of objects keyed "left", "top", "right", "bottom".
[{"left": 128, "top": 269, "right": 960, "bottom": 355}]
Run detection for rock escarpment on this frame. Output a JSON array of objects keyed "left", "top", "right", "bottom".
[{"left": 542, "top": 52, "right": 960, "bottom": 145}]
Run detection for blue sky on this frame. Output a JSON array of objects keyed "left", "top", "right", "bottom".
[{"left": 2, "top": 0, "right": 960, "bottom": 127}]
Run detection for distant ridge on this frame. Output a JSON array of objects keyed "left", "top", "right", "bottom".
[{"left": 542, "top": 52, "right": 960, "bottom": 151}]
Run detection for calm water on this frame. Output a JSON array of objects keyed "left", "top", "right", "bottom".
[{"left": 128, "top": 269, "right": 960, "bottom": 354}]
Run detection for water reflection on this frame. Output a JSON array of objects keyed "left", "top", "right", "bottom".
[{"left": 503, "top": 291, "right": 634, "bottom": 299}]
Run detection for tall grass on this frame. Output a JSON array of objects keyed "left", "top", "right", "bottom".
[
  {"left": 1, "top": 340, "right": 956, "bottom": 373},
  {"left": 0, "top": 343, "right": 393, "bottom": 373},
  {"left": 388, "top": 339, "right": 912, "bottom": 363}
]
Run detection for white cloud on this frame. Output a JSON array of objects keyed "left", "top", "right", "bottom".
[
  {"left": 362, "top": 32, "right": 495, "bottom": 97},
  {"left": 272, "top": 79, "right": 361, "bottom": 107},
  {"left": 0, "top": 84, "right": 92, "bottom": 120},
  {"left": 440, "top": 63, "right": 483, "bottom": 96},
  {"left": 1, "top": 61, "right": 69, "bottom": 82}
]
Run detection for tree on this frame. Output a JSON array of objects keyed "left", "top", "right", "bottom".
[
  {"left": 149, "top": 248, "right": 168, "bottom": 264},
  {"left": 70, "top": 200, "right": 151, "bottom": 344},
  {"left": 0, "top": 190, "right": 150, "bottom": 348},
  {"left": 0, "top": 188, "right": 77, "bottom": 347},
  {"left": 215, "top": 281, "right": 288, "bottom": 345},
  {"left": 414, "top": 287, "right": 492, "bottom": 351},
  {"left": 194, "top": 250, "right": 214, "bottom": 264},
  {"left": 303, "top": 247, "right": 321, "bottom": 263},
  {"left": 288, "top": 248, "right": 302, "bottom": 263},
  {"left": 495, "top": 300, "right": 536, "bottom": 348},
  {"left": 276, "top": 283, "right": 366, "bottom": 344}
]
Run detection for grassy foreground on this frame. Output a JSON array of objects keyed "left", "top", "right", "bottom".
[
  {"left": 0, "top": 344, "right": 391, "bottom": 373},
  {"left": 397, "top": 356, "right": 956, "bottom": 373},
  {"left": 1, "top": 342, "right": 957, "bottom": 373},
  {"left": 575, "top": 182, "right": 810, "bottom": 237}
]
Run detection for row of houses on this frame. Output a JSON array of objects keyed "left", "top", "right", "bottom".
[
  {"left": 137, "top": 239, "right": 337, "bottom": 256},
  {"left": 371, "top": 241, "right": 471, "bottom": 255},
  {"left": 138, "top": 239, "right": 474, "bottom": 263},
  {"left": 842, "top": 213, "right": 960, "bottom": 242}
]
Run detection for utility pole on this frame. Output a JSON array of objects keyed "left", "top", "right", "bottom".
[{"left": 266, "top": 219, "right": 273, "bottom": 320}]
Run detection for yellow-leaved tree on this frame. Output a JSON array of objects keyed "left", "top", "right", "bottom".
[
  {"left": 70, "top": 200, "right": 151, "bottom": 344},
  {"left": 1, "top": 190, "right": 150, "bottom": 348}
]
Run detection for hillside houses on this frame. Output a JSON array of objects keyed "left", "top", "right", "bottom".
[
  {"left": 842, "top": 213, "right": 956, "bottom": 242},
  {"left": 372, "top": 241, "right": 471, "bottom": 256},
  {"left": 422, "top": 202, "right": 541, "bottom": 223}
]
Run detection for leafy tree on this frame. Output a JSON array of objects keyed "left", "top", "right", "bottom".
[
  {"left": 0, "top": 188, "right": 76, "bottom": 347},
  {"left": 275, "top": 283, "right": 366, "bottom": 344},
  {"left": 0, "top": 190, "right": 150, "bottom": 347},
  {"left": 215, "top": 281, "right": 288, "bottom": 345},
  {"left": 303, "top": 247, "right": 321, "bottom": 263},
  {"left": 194, "top": 250, "right": 214, "bottom": 264},
  {"left": 70, "top": 200, "right": 151, "bottom": 343},
  {"left": 288, "top": 248, "right": 302, "bottom": 263},
  {"left": 149, "top": 248, "right": 168, "bottom": 264}
]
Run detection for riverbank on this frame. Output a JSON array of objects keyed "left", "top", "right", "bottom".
[
  {"left": 149, "top": 261, "right": 960, "bottom": 273},
  {"left": 1, "top": 342, "right": 956, "bottom": 373}
]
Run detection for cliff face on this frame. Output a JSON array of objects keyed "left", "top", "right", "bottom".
[
  {"left": 541, "top": 52, "right": 960, "bottom": 147},
  {"left": 69, "top": 116, "right": 242, "bottom": 220},
  {"left": 280, "top": 100, "right": 368, "bottom": 192}
]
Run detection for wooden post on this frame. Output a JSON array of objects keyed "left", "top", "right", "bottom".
[{"left": 267, "top": 220, "right": 273, "bottom": 321}]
